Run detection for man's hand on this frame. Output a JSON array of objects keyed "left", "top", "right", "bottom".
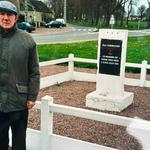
[{"left": 27, "top": 100, "right": 36, "bottom": 109}]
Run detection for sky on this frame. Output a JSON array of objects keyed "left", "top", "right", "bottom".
[
  {"left": 131, "top": 0, "right": 149, "bottom": 14},
  {"left": 138, "top": 0, "right": 148, "bottom": 7}
]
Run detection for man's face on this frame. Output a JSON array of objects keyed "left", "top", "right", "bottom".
[{"left": 0, "top": 11, "right": 18, "bottom": 29}]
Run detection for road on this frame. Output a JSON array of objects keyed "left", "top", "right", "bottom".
[{"left": 31, "top": 25, "right": 150, "bottom": 44}]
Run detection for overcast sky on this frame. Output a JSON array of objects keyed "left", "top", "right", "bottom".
[
  {"left": 132, "top": 0, "right": 149, "bottom": 14},
  {"left": 139, "top": 0, "right": 148, "bottom": 7}
]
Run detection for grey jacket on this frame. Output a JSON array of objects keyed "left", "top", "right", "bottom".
[{"left": 0, "top": 26, "right": 40, "bottom": 112}]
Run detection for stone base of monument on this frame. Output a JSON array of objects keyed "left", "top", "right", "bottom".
[{"left": 86, "top": 91, "right": 134, "bottom": 112}]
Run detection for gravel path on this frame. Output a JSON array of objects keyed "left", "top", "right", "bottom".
[{"left": 28, "top": 65, "right": 150, "bottom": 150}]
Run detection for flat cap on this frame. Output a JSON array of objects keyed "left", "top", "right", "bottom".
[{"left": 0, "top": 1, "right": 17, "bottom": 15}]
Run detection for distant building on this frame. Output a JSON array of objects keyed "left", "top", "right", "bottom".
[
  {"left": 10, "top": 0, "right": 53, "bottom": 27},
  {"left": 127, "top": 15, "right": 146, "bottom": 21}
]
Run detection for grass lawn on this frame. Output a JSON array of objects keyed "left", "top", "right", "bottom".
[
  {"left": 37, "top": 35, "right": 150, "bottom": 71},
  {"left": 127, "top": 36, "right": 150, "bottom": 63},
  {"left": 38, "top": 41, "right": 98, "bottom": 61}
]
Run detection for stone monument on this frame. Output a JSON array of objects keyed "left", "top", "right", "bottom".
[{"left": 86, "top": 29, "right": 134, "bottom": 112}]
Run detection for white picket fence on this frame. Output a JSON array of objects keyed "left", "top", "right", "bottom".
[{"left": 40, "top": 53, "right": 150, "bottom": 89}]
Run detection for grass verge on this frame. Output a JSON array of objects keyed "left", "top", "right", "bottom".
[{"left": 37, "top": 35, "right": 150, "bottom": 72}]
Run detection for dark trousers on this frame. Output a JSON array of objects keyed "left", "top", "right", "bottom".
[{"left": 0, "top": 109, "right": 28, "bottom": 150}]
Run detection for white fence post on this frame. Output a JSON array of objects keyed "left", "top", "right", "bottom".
[
  {"left": 40, "top": 96, "right": 53, "bottom": 150},
  {"left": 140, "top": 60, "right": 147, "bottom": 87},
  {"left": 68, "top": 53, "right": 74, "bottom": 80}
]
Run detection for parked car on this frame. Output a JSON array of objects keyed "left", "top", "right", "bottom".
[
  {"left": 45, "top": 20, "right": 64, "bottom": 28},
  {"left": 56, "top": 18, "right": 66, "bottom": 27},
  {"left": 17, "top": 22, "right": 35, "bottom": 33}
]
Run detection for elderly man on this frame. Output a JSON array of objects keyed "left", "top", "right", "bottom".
[{"left": 0, "top": 1, "right": 40, "bottom": 150}]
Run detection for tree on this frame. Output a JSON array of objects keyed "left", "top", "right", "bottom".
[
  {"left": 44, "top": 0, "right": 52, "bottom": 8},
  {"left": 137, "top": 5, "right": 146, "bottom": 20},
  {"left": 50, "top": 0, "right": 141, "bottom": 28},
  {"left": 126, "top": 0, "right": 134, "bottom": 26},
  {"left": 147, "top": 0, "right": 150, "bottom": 27},
  {"left": 119, "top": 0, "right": 128, "bottom": 26},
  {"left": 51, "top": 0, "right": 64, "bottom": 18}
]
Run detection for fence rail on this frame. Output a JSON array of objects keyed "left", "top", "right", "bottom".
[
  {"left": 39, "top": 54, "right": 150, "bottom": 89},
  {"left": 35, "top": 96, "right": 150, "bottom": 131},
  {"left": 39, "top": 57, "right": 69, "bottom": 67},
  {"left": 30, "top": 96, "right": 150, "bottom": 150}
]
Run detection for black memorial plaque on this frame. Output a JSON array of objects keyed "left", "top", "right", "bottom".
[{"left": 99, "top": 39, "right": 122, "bottom": 76}]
